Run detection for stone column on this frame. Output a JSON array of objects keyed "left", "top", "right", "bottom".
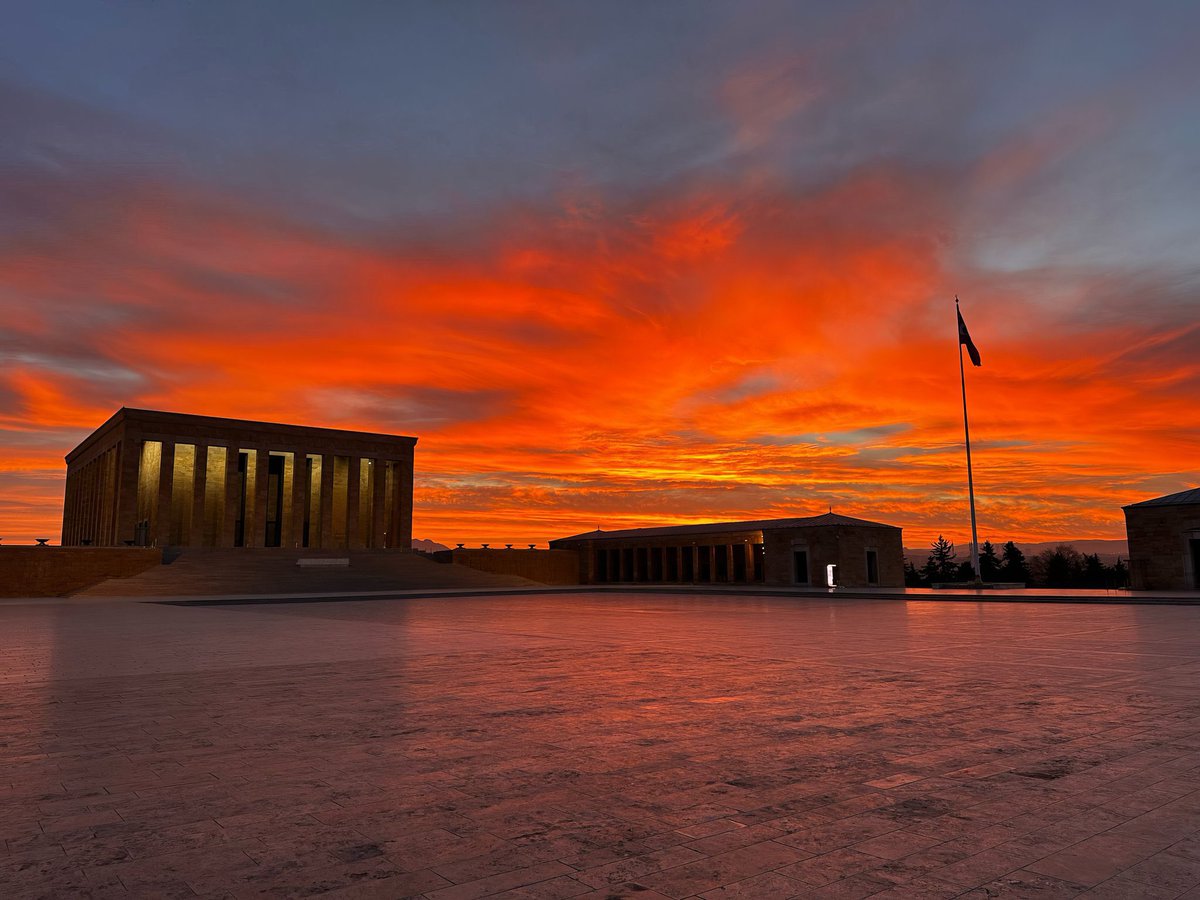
[
  {"left": 249, "top": 449, "right": 269, "bottom": 548},
  {"left": 319, "top": 453, "right": 335, "bottom": 549},
  {"left": 116, "top": 439, "right": 140, "bottom": 546},
  {"left": 154, "top": 441, "right": 175, "bottom": 548},
  {"left": 397, "top": 449, "right": 414, "bottom": 551},
  {"left": 290, "top": 451, "right": 307, "bottom": 549},
  {"left": 222, "top": 448, "right": 240, "bottom": 547},
  {"left": 371, "top": 459, "right": 387, "bottom": 548},
  {"left": 346, "top": 456, "right": 362, "bottom": 550},
  {"left": 189, "top": 445, "right": 208, "bottom": 548}
]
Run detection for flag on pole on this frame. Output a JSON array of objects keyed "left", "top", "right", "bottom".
[{"left": 957, "top": 301, "right": 982, "bottom": 367}]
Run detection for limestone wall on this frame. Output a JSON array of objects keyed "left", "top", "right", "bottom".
[
  {"left": 1125, "top": 504, "right": 1200, "bottom": 590},
  {"left": 436, "top": 549, "right": 581, "bottom": 585},
  {"left": 0, "top": 547, "right": 161, "bottom": 597}
]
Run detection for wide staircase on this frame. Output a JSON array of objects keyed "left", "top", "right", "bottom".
[{"left": 73, "top": 549, "right": 539, "bottom": 598}]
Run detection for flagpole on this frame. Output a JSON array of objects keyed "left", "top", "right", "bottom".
[{"left": 957, "top": 297, "right": 982, "bottom": 586}]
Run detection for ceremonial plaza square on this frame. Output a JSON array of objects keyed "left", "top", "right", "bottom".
[{"left": 3, "top": 593, "right": 1200, "bottom": 899}]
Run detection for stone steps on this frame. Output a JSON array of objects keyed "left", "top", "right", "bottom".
[{"left": 73, "top": 549, "right": 539, "bottom": 597}]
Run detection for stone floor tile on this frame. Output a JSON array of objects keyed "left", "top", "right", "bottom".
[
  {"left": 922, "top": 842, "right": 1038, "bottom": 890},
  {"left": 635, "top": 839, "right": 807, "bottom": 897},
  {"left": 695, "top": 870, "right": 809, "bottom": 899},
  {"left": 774, "top": 847, "right": 884, "bottom": 886},
  {"left": 802, "top": 871, "right": 905, "bottom": 900},
  {"left": 423, "top": 860, "right": 575, "bottom": 900},
  {"left": 1119, "top": 848, "right": 1200, "bottom": 894},
  {"left": 488, "top": 875, "right": 593, "bottom": 898},
  {"left": 852, "top": 826, "right": 945, "bottom": 860},
  {"left": 566, "top": 885, "right": 674, "bottom": 900},
  {"left": 957, "top": 868, "right": 1089, "bottom": 898},
  {"left": 572, "top": 844, "right": 705, "bottom": 889},
  {"left": 682, "top": 821, "right": 785, "bottom": 856},
  {"left": 859, "top": 874, "right": 963, "bottom": 899},
  {"left": 1026, "top": 832, "right": 1167, "bottom": 886},
  {"left": 1078, "top": 871, "right": 1188, "bottom": 898}
]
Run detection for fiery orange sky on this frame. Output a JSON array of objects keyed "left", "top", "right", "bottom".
[{"left": 2, "top": 3, "right": 1197, "bottom": 548}]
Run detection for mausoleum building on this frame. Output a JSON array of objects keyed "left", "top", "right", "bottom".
[
  {"left": 550, "top": 513, "right": 904, "bottom": 587},
  {"left": 1124, "top": 487, "right": 1200, "bottom": 590},
  {"left": 61, "top": 408, "right": 415, "bottom": 550}
]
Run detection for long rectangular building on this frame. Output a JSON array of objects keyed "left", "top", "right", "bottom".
[
  {"left": 62, "top": 408, "right": 416, "bottom": 550},
  {"left": 550, "top": 513, "right": 904, "bottom": 588}
]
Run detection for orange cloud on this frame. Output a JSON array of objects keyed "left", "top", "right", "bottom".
[{"left": 0, "top": 166, "right": 1196, "bottom": 548}]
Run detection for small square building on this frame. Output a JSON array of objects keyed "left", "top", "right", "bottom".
[
  {"left": 62, "top": 408, "right": 415, "bottom": 550},
  {"left": 550, "top": 513, "right": 904, "bottom": 587},
  {"left": 1124, "top": 487, "right": 1200, "bottom": 591}
]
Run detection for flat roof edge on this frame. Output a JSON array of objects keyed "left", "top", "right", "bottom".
[{"left": 65, "top": 407, "right": 418, "bottom": 465}]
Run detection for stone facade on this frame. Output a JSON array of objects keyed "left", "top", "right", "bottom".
[
  {"left": 0, "top": 547, "right": 161, "bottom": 597},
  {"left": 1124, "top": 488, "right": 1200, "bottom": 590},
  {"left": 432, "top": 548, "right": 581, "bottom": 585},
  {"left": 62, "top": 408, "right": 416, "bottom": 550},
  {"left": 550, "top": 513, "right": 904, "bottom": 588}
]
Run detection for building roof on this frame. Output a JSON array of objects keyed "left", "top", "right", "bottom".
[
  {"left": 552, "top": 512, "right": 898, "bottom": 544},
  {"left": 65, "top": 407, "right": 417, "bottom": 464},
  {"left": 1124, "top": 487, "right": 1200, "bottom": 509}
]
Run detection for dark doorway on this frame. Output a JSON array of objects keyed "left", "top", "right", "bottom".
[
  {"left": 866, "top": 549, "right": 879, "bottom": 585},
  {"left": 635, "top": 547, "right": 649, "bottom": 581},
  {"left": 233, "top": 452, "right": 249, "bottom": 547},
  {"left": 650, "top": 547, "right": 663, "bottom": 581},
  {"left": 665, "top": 547, "right": 679, "bottom": 581},
  {"left": 681, "top": 547, "right": 694, "bottom": 581},
  {"left": 793, "top": 549, "right": 809, "bottom": 584},
  {"left": 1191, "top": 539, "right": 1200, "bottom": 589},
  {"left": 302, "top": 456, "right": 314, "bottom": 548},
  {"left": 697, "top": 547, "right": 711, "bottom": 582},
  {"left": 732, "top": 545, "right": 747, "bottom": 582},
  {"left": 714, "top": 546, "right": 729, "bottom": 582},
  {"left": 622, "top": 547, "right": 635, "bottom": 581},
  {"left": 752, "top": 544, "right": 765, "bottom": 582},
  {"left": 264, "top": 454, "right": 285, "bottom": 547},
  {"left": 594, "top": 549, "right": 608, "bottom": 582}
]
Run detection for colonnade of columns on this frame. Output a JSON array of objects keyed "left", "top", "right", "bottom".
[
  {"left": 591, "top": 542, "right": 765, "bottom": 584},
  {"left": 61, "top": 441, "right": 122, "bottom": 546},
  {"left": 66, "top": 437, "right": 413, "bottom": 550}
]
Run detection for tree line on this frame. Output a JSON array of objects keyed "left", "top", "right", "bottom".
[{"left": 904, "top": 536, "right": 1130, "bottom": 589}]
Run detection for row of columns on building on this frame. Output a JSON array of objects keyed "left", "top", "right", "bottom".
[
  {"left": 591, "top": 542, "right": 766, "bottom": 584},
  {"left": 60, "top": 443, "right": 121, "bottom": 547},
  {"left": 112, "top": 440, "right": 412, "bottom": 550},
  {"left": 142, "top": 441, "right": 408, "bottom": 554}
]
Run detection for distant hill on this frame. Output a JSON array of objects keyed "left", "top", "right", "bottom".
[
  {"left": 905, "top": 538, "right": 1129, "bottom": 565},
  {"left": 411, "top": 538, "right": 450, "bottom": 552}
]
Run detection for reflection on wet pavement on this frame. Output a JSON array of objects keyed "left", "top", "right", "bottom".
[{"left": 2, "top": 593, "right": 1199, "bottom": 898}]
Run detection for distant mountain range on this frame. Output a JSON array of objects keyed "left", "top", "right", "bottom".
[
  {"left": 411, "top": 538, "right": 450, "bottom": 552},
  {"left": 905, "top": 539, "right": 1129, "bottom": 564}
]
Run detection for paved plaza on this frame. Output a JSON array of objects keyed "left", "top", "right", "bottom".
[{"left": 3, "top": 593, "right": 1200, "bottom": 899}]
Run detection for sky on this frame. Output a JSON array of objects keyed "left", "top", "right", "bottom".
[{"left": 1, "top": 0, "right": 1198, "bottom": 549}]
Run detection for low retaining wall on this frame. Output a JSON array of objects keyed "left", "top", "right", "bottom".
[
  {"left": 434, "top": 549, "right": 580, "bottom": 585},
  {"left": 0, "top": 547, "right": 162, "bottom": 597}
]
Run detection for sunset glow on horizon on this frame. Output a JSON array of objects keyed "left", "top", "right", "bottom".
[{"left": 2, "top": 2, "right": 1197, "bottom": 548}]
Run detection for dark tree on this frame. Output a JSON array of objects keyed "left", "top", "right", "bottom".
[
  {"left": 955, "top": 560, "right": 976, "bottom": 582},
  {"left": 1080, "top": 553, "right": 1106, "bottom": 588},
  {"left": 1000, "top": 541, "right": 1030, "bottom": 584},
  {"left": 903, "top": 559, "right": 925, "bottom": 587},
  {"left": 1111, "top": 557, "right": 1129, "bottom": 588},
  {"left": 1035, "top": 545, "right": 1082, "bottom": 588},
  {"left": 979, "top": 540, "right": 1001, "bottom": 581},
  {"left": 924, "top": 535, "right": 957, "bottom": 583}
]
